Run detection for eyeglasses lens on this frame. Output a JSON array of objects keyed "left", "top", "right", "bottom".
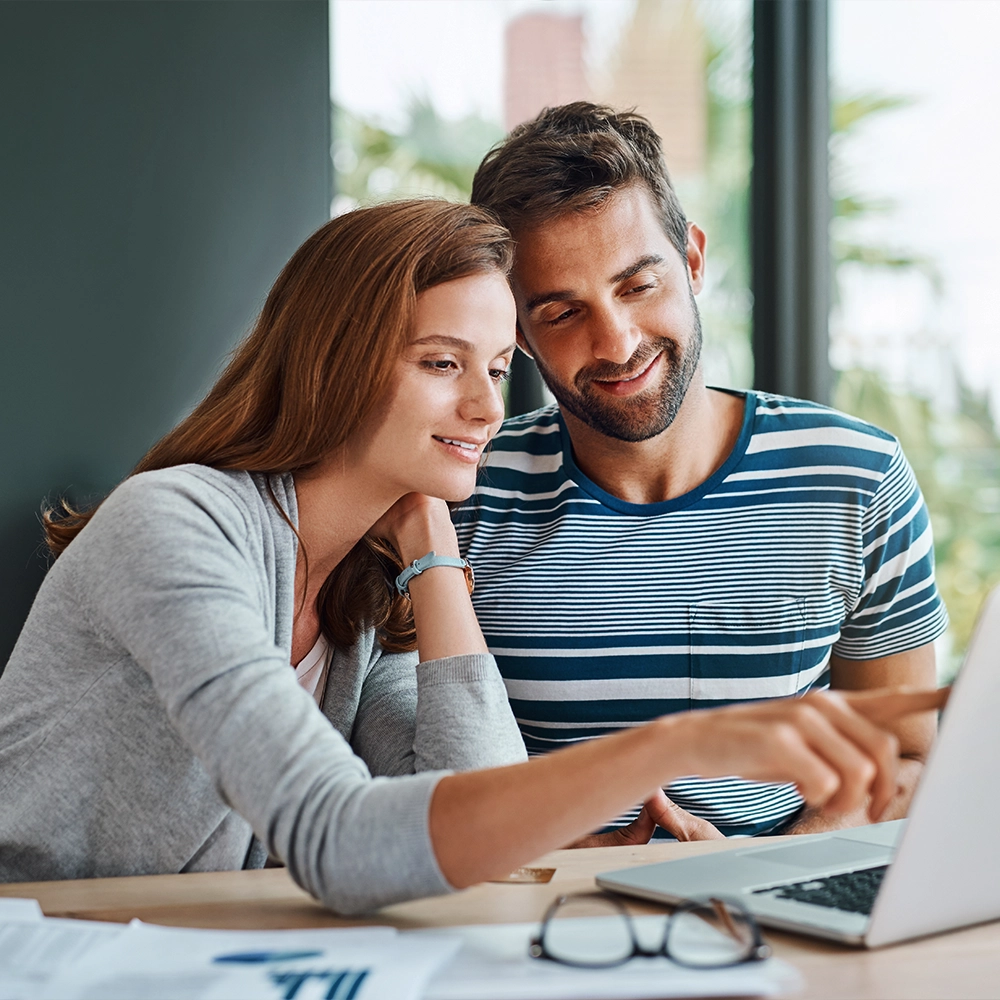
[
  {"left": 667, "top": 899, "right": 757, "bottom": 967},
  {"left": 543, "top": 895, "right": 634, "bottom": 967}
]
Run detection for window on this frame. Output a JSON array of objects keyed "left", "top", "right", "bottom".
[
  {"left": 830, "top": 0, "right": 1000, "bottom": 678},
  {"left": 330, "top": 0, "right": 753, "bottom": 393}
]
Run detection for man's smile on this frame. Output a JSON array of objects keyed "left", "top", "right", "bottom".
[{"left": 590, "top": 351, "right": 663, "bottom": 397}]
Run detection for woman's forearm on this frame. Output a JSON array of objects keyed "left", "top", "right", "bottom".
[
  {"left": 429, "top": 715, "right": 689, "bottom": 888},
  {"left": 407, "top": 567, "right": 487, "bottom": 661},
  {"left": 427, "top": 687, "right": 949, "bottom": 889}
]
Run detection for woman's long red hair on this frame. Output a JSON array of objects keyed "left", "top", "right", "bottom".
[{"left": 43, "top": 200, "right": 512, "bottom": 652}]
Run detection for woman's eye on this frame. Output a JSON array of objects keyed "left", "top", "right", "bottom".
[
  {"left": 422, "top": 359, "right": 457, "bottom": 373},
  {"left": 490, "top": 368, "right": 511, "bottom": 383}
]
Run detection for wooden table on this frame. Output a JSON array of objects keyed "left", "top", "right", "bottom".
[{"left": 3, "top": 838, "right": 998, "bottom": 999}]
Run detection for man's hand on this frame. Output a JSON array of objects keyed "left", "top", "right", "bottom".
[{"left": 567, "top": 788, "right": 725, "bottom": 847}]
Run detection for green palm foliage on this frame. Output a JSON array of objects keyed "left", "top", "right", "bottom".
[{"left": 830, "top": 95, "right": 1000, "bottom": 678}]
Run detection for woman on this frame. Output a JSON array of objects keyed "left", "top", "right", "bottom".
[{"left": 0, "top": 200, "right": 942, "bottom": 914}]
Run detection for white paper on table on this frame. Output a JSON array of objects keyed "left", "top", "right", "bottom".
[
  {"left": 415, "top": 916, "right": 803, "bottom": 1000},
  {"left": 0, "top": 914, "right": 126, "bottom": 1000},
  {"left": 37, "top": 921, "right": 461, "bottom": 1000},
  {"left": 0, "top": 899, "right": 43, "bottom": 924}
]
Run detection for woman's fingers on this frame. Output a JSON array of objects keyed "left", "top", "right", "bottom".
[
  {"left": 690, "top": 685, "right": 944, "bottom": 819},
  {"left": 842, "top": 686, "right": 950, "bottom": 726},
  {"left": 797, "top": 695, "right": 899, "bottom": 819},
  {"left": 759, "top": 718, "right": 844, "bottom": 808}
]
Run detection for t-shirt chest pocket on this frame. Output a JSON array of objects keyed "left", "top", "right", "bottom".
[{"left": 688, "top": 598, "right": 807, "bottom": 703}]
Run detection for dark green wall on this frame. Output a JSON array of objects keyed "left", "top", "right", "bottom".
[{"left": 0, "top": 1, "right": 330, "bottom": 665}]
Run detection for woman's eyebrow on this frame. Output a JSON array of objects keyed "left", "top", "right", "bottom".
[
  {"left": 410, "top": 335, "right": 474, "bottom": 349},
  {"left": 411, "top": 335, "right": 517, "bottom": 355}
]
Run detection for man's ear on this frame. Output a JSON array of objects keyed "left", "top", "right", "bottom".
[
  {"left": 686, "top": 223, "right": 708, "bottom": 294},
  {"left": 515, "top": 325, "right": 535, "bottom": 359}
]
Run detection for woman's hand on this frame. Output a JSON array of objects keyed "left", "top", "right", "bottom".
[
  {"left": 669, "top": 687, "right": 949, "bottom": 823},
  {"left": 371, "top": 493, "right": 459, "bottom": 565},
  {"left": 372, "top": 492, "right": 486, "bottom": 661}
]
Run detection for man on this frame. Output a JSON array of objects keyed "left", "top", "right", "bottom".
[{"left": 455, "top": 102, "right": 947, "bottom": 844}]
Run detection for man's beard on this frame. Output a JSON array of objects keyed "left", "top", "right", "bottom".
[{"left": 534, "top": 294, "right": 703, "bottom": 443}]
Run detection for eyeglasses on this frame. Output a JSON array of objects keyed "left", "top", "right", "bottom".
[{"left": 529, "top": 892, "right": 771, "bottom": 970}]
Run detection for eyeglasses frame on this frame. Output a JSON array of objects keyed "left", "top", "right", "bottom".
[{"left": 528, "top": 890, "right": 772, "bottom": 970}]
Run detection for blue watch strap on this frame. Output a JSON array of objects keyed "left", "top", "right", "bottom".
[{"left": 395, "top": 550, "right": 471, "bottom": 597}]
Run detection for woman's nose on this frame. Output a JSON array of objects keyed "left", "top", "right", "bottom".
[{"left": 460, "top": 372, "right": 506, "bottom": 425}]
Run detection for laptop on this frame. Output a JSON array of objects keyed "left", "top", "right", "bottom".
[{"left": 597, "top": 586, "right": 1000, "bottom": 948}]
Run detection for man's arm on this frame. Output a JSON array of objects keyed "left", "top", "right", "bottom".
[{"left": 783, "top": 643, "right": 938, "bottom": 834}]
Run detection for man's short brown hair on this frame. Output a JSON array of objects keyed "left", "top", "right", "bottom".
[{"left": 471, "top": 102, "right": 689, "bottom": 259}]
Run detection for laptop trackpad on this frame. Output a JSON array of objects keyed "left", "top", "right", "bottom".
[{"left": 747, "top": 837, "right": 888, "bottom": 870}]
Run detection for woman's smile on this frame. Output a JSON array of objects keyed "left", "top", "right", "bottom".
[{"left": 433, "top": 435, "right": 488, "bottom": 463}]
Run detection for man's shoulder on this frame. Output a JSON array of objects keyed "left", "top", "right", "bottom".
[
  {"left": 748, "top": 392, "right": 899, "bottom": 458},
  {"left": 476, "top": 403, "right": 567, "bottom": 481},
  {"left": 455, "top": 405, "right": 571, "bottom": 528},
  {"left": 491, "top": 403, "right": 563, "bottom": 452}
]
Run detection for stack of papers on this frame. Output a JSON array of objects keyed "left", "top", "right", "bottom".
[
  {"left": 38, "top": 923, "right": 459, "bottom": 1000},
  {"left": 0, "top": 899, "right": 801, "bottom": 1000}
]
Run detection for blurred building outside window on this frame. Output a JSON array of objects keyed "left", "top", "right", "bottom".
[
  {"left": 830, "top": 0, "right": 1000, "bottom": 680},
  {"left": 330, "top": 0, "right": 753, "bottom": 400},
  {"left": 331, "top": 1, "right": 989, "bottom": 678}
]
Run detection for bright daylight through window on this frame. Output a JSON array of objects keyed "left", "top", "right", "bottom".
[
  {"left": 831, "top": 0, "right": 1000, "bottom": 679},
  {"left": 331, "top": 0, "right": 995, "bottom": 679},
  {"left": 330, "top": 0, "right": 752, "bottom": 395}
]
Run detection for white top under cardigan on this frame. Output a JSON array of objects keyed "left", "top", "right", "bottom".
[
  {"left": 294, "top": 634, "right": 330, "bottom": 705},
  {"left": 0, "top": 467, "right": 526, "bottom": 914}
]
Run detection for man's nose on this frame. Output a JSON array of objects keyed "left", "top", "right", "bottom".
[{"left": 589, "top": 305, "right": 642, "bottom": 365}]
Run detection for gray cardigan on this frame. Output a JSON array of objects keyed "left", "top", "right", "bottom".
[{"left": 0, "top": 467, "right": 526, "bottom": 914}]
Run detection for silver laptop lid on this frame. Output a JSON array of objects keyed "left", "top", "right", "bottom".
[{"left": 865, "top": 585, "right": 1000, "bottom": 946}]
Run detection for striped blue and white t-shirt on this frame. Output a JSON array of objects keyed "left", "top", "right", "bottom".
[{"left": 453, "top": 391, "right": 948, "bottom": 837}]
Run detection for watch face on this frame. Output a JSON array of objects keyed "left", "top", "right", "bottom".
[{"left": 464, "top": 561, "right": 475, "bottom": 595}]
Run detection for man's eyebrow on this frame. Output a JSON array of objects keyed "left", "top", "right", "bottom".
[
  {"left": 524, "top": 290, "right": 576, "bottom": 314},
  {"left": 611, "top": 254, "right": 666, "bottom": 284},
  {"left": 524, "top": 254, "right": 668, "bottom": 314}
]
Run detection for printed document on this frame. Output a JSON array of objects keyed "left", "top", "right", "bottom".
[
  {"left": 0, "top": 900, "right": 124, "bottom": 1000},
  {"left": 36, "top": 922, "right": 460, "bottom": 1000}
]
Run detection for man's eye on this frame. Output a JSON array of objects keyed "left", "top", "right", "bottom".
[
  {"left": 545, "top": 307, "right": 576, "bottom": 326},
  {"left": 624, "top": 283, "right": 654, "bottom": 295}
]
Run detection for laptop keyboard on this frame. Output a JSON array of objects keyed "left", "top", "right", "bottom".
[{"left": 753, "top": 865, "right": 889, "bottom": 916}]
